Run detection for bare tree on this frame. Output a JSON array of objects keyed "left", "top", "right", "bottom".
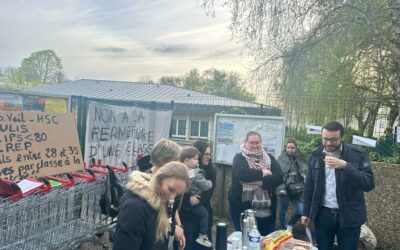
[{"left": 202, "top": 0, "right": 400, "bottom": 132}]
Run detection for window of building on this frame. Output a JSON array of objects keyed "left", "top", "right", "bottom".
[
  {"left": 190, "top": 120, "right": 208, "bottom": 138},
  {"left": 200, "top": 121, "right": 208, "bottom": 137},
  {"left": 190, "top": 121, "right": 200, "bottom": 137},
  {"left": 171, "top": 119, "right": 186, "bottom": 137}
]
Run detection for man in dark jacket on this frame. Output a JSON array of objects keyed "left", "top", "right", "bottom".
[{"left": 301, "top": 121, "right": 375, "bottom": 250}]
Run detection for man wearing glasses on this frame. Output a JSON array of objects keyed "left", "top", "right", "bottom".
[{"left": 301, "top": 121, "right": 375, "bottom": 250}]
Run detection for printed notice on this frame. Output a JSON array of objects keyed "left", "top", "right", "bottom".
[
  {"left": 217, "top": 120, "right": 234, "bottom": 144},
  {"left": 0, "top": 111, "right": 83, "bottom": 181}
]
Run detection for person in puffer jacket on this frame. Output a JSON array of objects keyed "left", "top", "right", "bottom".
[{"left": 113, "top": 162, "right": 189, "bottom": 250}]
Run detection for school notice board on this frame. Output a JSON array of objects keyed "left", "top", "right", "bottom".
[
  {"left": 0, "top": 110, "right": 83, "bottom": 181},
  {"left": 213, "top": 114, "right": 285, "bottom": 165}
]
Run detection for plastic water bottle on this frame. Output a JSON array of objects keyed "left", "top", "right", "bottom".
[{"left": 248, "top": 225, "right": 261, "bottom": 250}]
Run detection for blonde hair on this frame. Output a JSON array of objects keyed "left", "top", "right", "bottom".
[
  {"left": 150, "top": 161, "right": 189, "bottom": 241},
  {"left": 151, "top": 139, "right": 181, "bottom": 167}
]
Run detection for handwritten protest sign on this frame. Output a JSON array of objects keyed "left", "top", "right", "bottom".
[
  {"left": 85, "top": 102, "right": 172, "bottom": 167},
  {"left": 0, "top": 111, "right": 83, "bottom": 181}
]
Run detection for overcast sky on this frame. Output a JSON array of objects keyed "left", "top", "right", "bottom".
[{"left": 0, "top": 0, "right": 251, "bottom": 82}]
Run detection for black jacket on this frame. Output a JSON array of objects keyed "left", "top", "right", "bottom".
[
  {"left": 228, "top": 153, "right": 283, "bottom": 210},
  {"left": 113, "top": 172, "right": 168, "bottom": 250},
  {"left": 303, "top": 143, "right": 375, "bottom": 227},
  {"left": 178, "top": 164, "right": 216, "bottom": 250}
]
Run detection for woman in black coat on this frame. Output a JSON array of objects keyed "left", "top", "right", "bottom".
[
  {"left": 113, "top": 162, "right": 189, "bottom": 250},
  {"left": 228, "top": 131, "right": 283, "bottom": 236},
  {"left": 177, "top": 141, "right": 216, "bottom": 250}
]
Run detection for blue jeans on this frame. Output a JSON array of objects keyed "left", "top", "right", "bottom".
[
  {"left": 279, "top": 194, "right": 303, "bottom": 229},
  {"left": 315, "top": 207, "right": 361, "bottom": 250},
  {"left": 189, "top": 204, "right": 209, "bottom": 234}
]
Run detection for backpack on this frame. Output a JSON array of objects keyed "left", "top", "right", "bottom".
[
  {"left": 99, "top": 166, "right": 124, "bottom": 218},
  {"left": 137, "top": 155, "right": 152, "bottom": 172}
]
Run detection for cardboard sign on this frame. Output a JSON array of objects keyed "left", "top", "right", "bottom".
[{"left": 0, "top": 111, "right": 83, "bottom": 181}]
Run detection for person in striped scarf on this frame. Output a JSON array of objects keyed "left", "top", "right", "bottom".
[{"left": 228, "top": 131, "right": 283, "bottom": 236}]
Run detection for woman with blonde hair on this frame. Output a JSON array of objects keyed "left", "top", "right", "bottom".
[
  {"left": 113, "top": 161, "right": 189, "bottom": 250},
  {"left": 147, "top": 139, "right": 186, "bottom": 249}
]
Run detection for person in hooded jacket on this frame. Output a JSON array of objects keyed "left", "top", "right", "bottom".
[
  {"left": 113, "top": 161, "right": 189, "bottom": 250},
  {"left": 277, "top": 139, "right": 308, "bottom": 230}
]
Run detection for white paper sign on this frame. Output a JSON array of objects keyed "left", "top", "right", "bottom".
[
  {"left": 306, "top": 125, "right": 322, "bottom": 134},
  {"left": 352, "top": 135, "right": 377, "bottom": 147},
  {"left": 397, "top": 127, "right": 400, "bottom": 143},
  {"left": 17, "top": 179, "right": 44, "bottom": 194}
]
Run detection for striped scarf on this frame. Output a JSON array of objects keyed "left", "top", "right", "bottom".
[{"left": 241, "top": 145, "right": 271, "bottom": 202}]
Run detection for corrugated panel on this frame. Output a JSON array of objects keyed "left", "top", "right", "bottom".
[{"left": 28, "top": 79, "right": 261, "bottom": 108}]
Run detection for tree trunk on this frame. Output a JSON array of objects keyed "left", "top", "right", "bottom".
[
  {"left": 385, "top": 106, "right": 399, "bottom": 135},
  {"left": 366, "top": 102, "right": 381, "bottom": 138},
  {"left": 356, "top": 109, "right": 368, "bottom": 136}
]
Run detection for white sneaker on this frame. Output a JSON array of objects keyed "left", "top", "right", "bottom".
[{"left": 195, "top": 234, "right": 212, "bottom": 248}]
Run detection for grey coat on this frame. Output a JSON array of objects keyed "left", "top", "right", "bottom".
[
  {"left": 277, "top": 152, "right": 308, "bottom": 193},
  {"left": 188, "top": 168, "right": 212, "bottom": 195}
]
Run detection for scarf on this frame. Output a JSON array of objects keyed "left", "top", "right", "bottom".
[{"left": 241, "top": 145, "right": 271, "bottom": 202}]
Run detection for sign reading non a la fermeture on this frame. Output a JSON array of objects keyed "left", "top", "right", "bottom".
[
  {"left": 84, "top": 102, "right": 172, "bottom": 167},
  {"left": 0, "top": 111, "right": 83, "bottom": 181}
]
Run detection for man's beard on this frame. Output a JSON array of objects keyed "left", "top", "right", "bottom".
[{"left": 325, "top": 144, "right": 340, "bottom": 152}]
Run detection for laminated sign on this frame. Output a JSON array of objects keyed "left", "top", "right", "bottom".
[{"left": 0, "top": 110, "right": 83, "bottom": 181}]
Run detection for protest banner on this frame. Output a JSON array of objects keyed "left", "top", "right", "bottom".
[{"left": 84, "top": 102, "right": 172, "bottom": 167}]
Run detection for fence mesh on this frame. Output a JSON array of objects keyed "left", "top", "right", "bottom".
[{"left": 263, "top": 94, "right": 399, "bottom": 163}]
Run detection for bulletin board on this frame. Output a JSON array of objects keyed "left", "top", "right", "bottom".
[{"left": 213, "top": 113, "right": 286, "bottom": 165}]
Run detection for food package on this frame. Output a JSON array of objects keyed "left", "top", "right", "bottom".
[
  {"left": 262, "top": 230, "right": 293, "bottom": 250},
  {"left": 279, "top": 238, "right": 313, "bottom": 250},
  {"left": 262, "top": 230, "right": 318, "bottom": 250}
]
